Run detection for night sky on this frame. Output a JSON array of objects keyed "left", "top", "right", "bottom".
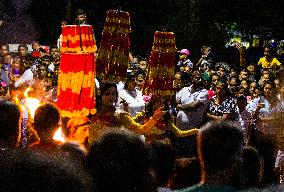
[{"left": 1, "top": 0, "right": 284, "bottom": 57}]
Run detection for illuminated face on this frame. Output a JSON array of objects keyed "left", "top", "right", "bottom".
[
  {"left": 249, "top": 82, "right": 256, "bottom": 96},
  {"left": 38, "top": 66, "right": 48, "bottom": 77},
  {"left": 253, "top": 88, "right": 260, "bottom": 99},
  {"left": 0, "top": 45, "right": 9, "bottom": 56},
  {"left": 136, "top": 75, "right": 145, "bottom": 90},
  {"left": 173, "top": 73, "right": 182, "bottom": 89},
  {"left": 18, "top": 47, "right": 27, "bottom": 56},
  {"left": 263, "top": 83, "right": 273, "bottom": 98},
  {"left": 3, "top": 54, "right": 12, "bottom": 64},
  {"left": 138, "top": 60, "right": 147, "bottom": 71},
  {"left": 212, "top": 75, "right": 219, "bottom": 86},
  {"left": 202, "top": 47, "right": 211, "bottom": 55},
  {"left": 179, "top": 54, "right": 187, "bottom": 60},
  {"left": 49, "top": 48, "right": 59, "bottom": 59},
  {"left": 76, "top": 14, "right": 86, "bottom": 24},
  {"left": 102, "top": 87, "right": 117, "bottom": 107},
  {"left": 241, "top": 80, "right": 248, "bottom": 90},
  {"left": 217, "top": 67, "right": 225, "bottom": 77},
  {"left": 264, "top": 47, "right": 271, "bottom": 58},
  {"left": 239, "top": 71, "right": 248, "bottom": 81},
  {"left": 263, "top": 74, "right": 270, "bottom": 82},
  {"left": 32, "top": 43, "right": 40, "bottom": 51},
  {"left": 73, "top": 124, "right": 89, "bottom": 144}
]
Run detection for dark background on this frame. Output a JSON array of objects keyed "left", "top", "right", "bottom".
[{"left": 1, "top": 0, "right": 284, "bottom": 59}]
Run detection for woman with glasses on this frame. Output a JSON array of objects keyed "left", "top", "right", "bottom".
[{"left": 89, "top": 82, "right": 166, "bottom": 146}]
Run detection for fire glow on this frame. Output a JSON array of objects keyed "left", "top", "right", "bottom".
[{"left": 53, "top": 127, "right": 66, "bottom": 142}]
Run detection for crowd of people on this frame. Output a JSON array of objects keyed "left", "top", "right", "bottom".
[{"left": 0, "top": 10, "right": 284, "bottom": 191}]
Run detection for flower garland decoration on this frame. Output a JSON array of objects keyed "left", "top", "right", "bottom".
[
  {"left": 96, "top": 10, "right": 131, "bottom": 81},
  {"left": 143, "top": 31, "right": 177, "bottom": 96},
  {"left": 57, "top": 25, "right": 96, "bottom": 118}
]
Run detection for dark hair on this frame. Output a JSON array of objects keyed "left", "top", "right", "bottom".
[
  {"left": 0, "top": 149, "right": 94, "bottom": 192},
  {"left": 18, "top": 44, "right": 28, "bottom": 50},
  {"left": 49, "top": 45, "right": 58, "bottom": 50},
  {"left": 148, "top": 141, "right": 175, "bottom": 187},
  {"left": 124, "top": 72, "right": 136, "bottom": 90},
  {"left": 96, "top": 82, "right": 118, "bottom": 112},
  {"left": 0, "top": 101, "right": 20, "bottom": 146},
  {"left": 34, "top": 103, "right": 60, "bottom": 138},
  {"left": 242, "top": 146, "right": 260, "bottom": 188},
  {"left": 88, "top": 129, "right": 156, "bottom": 192},
  {"left": 237, "top": 95, "right": 247, "bottom": 104},
  {"left": 199, "top": 121, "right": 244, "bottom": 174},
  {"left": 76, "top": 9, "right": 86, "bottom": 16},
  {"left": 39, "top": 47, "right": 47, "bottom": 53},
  {"left": 173, "top": 157, "right": 200, "bottom": 189}
]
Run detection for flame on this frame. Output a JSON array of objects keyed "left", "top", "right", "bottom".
[
  {"left": 13, "top": 87, "right": 41, "bottom": 119},
  {"left": 53, "top": 127, "right": 66, "bottom": 142}
]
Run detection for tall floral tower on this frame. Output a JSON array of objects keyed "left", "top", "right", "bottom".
[
  {"left": 96, "top": 10, "right": 131, "bottom": 81},
  {"left": 57, "top": 24, "right": 97, "bottom": 117},
  {"left": 144, "top": 31, "right": 177, "bottom": 96}
]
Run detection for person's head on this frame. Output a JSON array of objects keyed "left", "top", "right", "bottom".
[
  {"left": 237, "top": 95, "right": 247, "bottom": 112},
  {"left": 34, "top": 103, "right": 61, "bottom": 141},
  {"left": 215, "top": 80, "right": 229, "bottom": 98},
  {"left": 11, "top": 56, "right": 24, "bottom": 77},
  {"left": 76, "top": 9, "right": 87, "bottom": 24},
  {"left": 135, "top": 70, "right": 146, "bottom": 90},
  {"left": 40, "top": 55, "right": 50, "bottom": 66},
  {"left": 0, "top": 44, "right": 9, "bottom": 57},
  {"left": 99, "top": 82, "right": 118, "bottom": 108},
  {"left": 32, "top": 41, "right": 40, "bottom": 51},
  {"left": 49, "top": 46, "right": 59, "bottom": 60},
  {"left": 239, "top": 68, "right": 248, "bottom": 81},
  {"left": 192, "top": 70, "right": 203, "bottom": 87},
  {"left": 61, "top": 19, "right": 68, "bottom": 27},
  {"left": 253, "top": 87, "right": 260, "bottom": 99},
  {"left": 148, "top": 141, "right": 175, "bottom": 188},
  {"left": 0, "top": 149, "right": 94, "bottom": 192},
  {"left": 240, "top": 79, "right": 249, "bottom": 91},
  {"left": 124, "top": 72, "right": 136, "bottom": 91},
  {"left": 211, "top": 72, "right": 220, "bottom": 87},
  {"left": 228, "top": 77, "right": 238, "bottom": 96},
  {"left": 2, "top": 52, "right": 12, "bottom": 65},
  {"left": 18, "top": 44, "right": 28, "bottom": 57},
  {"left": 173, "top": 157, "right": 200, "bottom": 189},
  {"left": 201, "top": 45, "right": 211, "bottom": 56},
  {"left": 274, "top": 78, "right": 280, "bottom": 90},
  {"left": 39, "top": 47, "right": 48, "bottom": 58},
  {"left": 37, "top": 65, "right": 49, "bottom": 79},
  {"left": 263, "top": 46, "right": 273, "bottom": 59},
  {"left": 263, "top": 81, "right": 275, "bottom": 100},
  {"left": 138, "top": 58, "right": 148, "bottom": 72},
  {"left": 242, "top": 146, "right": 260, "bottom": 188},
  {"left": 178, "top": 49, "right": 190, "bottom": 60},
  {"left": 249, "top": 82, "right": 257, "bottom": 96},
  {"left": 247, "top": 64, "right": 255, "bottom": 75},
  {"left": 217, "top": 66, "right": 226, "bottom": 78},
  {"left": 198, "top": 121, "right": 244, "bottom": 185},
  {"left": 0, "top": 101, "right": 21, "bottom": 148},
  {"left": 88, "top": 129, "right": 155, "bottom": 192},
  {"left": 64, "top": 116, "right": 90, "bottom": 145}
]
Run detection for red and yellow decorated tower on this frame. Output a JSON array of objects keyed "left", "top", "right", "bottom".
[
  {"left": 57, "top": 25, "right": 97, "bottom": 117},
  {"left": 96, "top": 10, "right": 131, "bottom": 81},
  {"left": 144, "top": 31, "right": 177, "bottom": 96}
]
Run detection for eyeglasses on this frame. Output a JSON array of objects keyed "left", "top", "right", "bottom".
[{"left": 103, "top": 92, "right": 117, "bottom": 96}]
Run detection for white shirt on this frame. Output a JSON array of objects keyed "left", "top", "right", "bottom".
[
  {"left": 176, "top": 85, "right": 208, "bottom": 129},
  {"left": 15, "top": 68, "right": 34, "bottom": 88},
  {"left": 117, "top": 88, "right": 145, "bottom": 117}
]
